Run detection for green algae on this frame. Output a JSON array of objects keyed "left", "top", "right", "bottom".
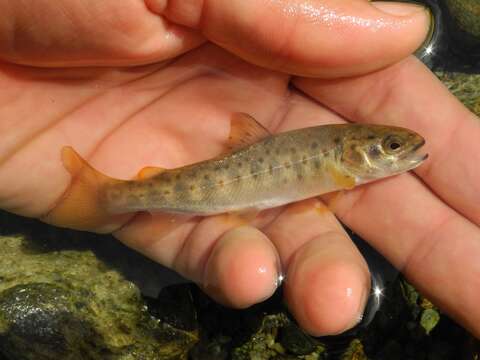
[
  {"left": 444, "top": 0, "right": 480, "bottom": 39},
  {"left": 436, "top": 71, "right": 480, "bottom": 116},
  {"left": 401, "top": 279, "right": 441, "bottom": 336},
  {"left": 341, "top": 339, "right": 367, "bottom": 360},
  {"left": 0, "top": 235, "right": 198, "bottom": 360},
  {"left": 230, "top": 314, "right": 326, "bottom": 360}
]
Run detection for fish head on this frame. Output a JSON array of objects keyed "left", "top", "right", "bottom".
[{"left": 339, "top": 124, "right": 428, "bottom": 183}]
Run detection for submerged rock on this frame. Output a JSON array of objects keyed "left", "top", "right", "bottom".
[
  {"left": 229, "top": 313, "right": 326, "bottom": 360},
  {"left": 0, "top": 235, "right": 198, "bottom": 360},
  {"left": 444, "top": 0, "right": 480, "bottom": 39}
]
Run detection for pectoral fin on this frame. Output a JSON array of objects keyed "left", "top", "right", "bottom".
[{"left": 136, "top": 166, "right": 166, "bottom": 180}]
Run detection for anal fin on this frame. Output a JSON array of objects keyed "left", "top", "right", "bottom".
[{"left": 227, "top": 208, "right": 260, "bottom": 223}]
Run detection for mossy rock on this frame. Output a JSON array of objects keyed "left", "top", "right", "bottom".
[
  {"left": 436, "top": 71, "right": 480, "bottom": 116},
  {"left": 0, "top": 236, "right": 198, "bottom": 360},
  {"left": 444, "top": 0, "right": 480, "bottom": 38}
]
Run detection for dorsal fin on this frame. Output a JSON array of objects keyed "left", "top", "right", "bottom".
[{"left": 227, "top": 113, "right": 272, "bottom": 151}]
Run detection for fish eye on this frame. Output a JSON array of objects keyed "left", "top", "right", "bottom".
[
  {"left": 389, "top": 142, "right": 401, "bottom": 150},
  {"left": 383, "top": 136, "right": 403, "bottom": 152}
]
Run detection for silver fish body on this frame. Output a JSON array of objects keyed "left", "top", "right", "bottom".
[{"left": 102, "top": 124, "right": 427, "bottom": 215}]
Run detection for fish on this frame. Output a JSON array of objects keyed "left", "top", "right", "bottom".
[{"left": 43, "top": 113, "right": 428, "bottom": 232}]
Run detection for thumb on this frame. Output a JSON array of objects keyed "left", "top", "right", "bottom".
[{"left": 150, "top": 0, "right": 432, "bottom": 77}]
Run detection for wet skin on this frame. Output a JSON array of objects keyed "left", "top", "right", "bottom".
[{"left": 1, "top": 0, "right": 480, "bottom": 338}]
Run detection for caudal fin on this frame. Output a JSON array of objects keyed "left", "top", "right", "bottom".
[{"left": 42, "top": 146, "right": 132, "bottom": 233}]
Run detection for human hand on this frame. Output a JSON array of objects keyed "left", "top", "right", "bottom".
[{"left": 2, "top": 0, "right": 473, "bottom": 339}]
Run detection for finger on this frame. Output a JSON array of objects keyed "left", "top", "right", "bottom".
[
  {"left": 280, "top": 85, "right": 480, "bottom": 337},
  {"left": 263, "top": 199, "right": 370, "bottom": 336},
  {"left": 151, "top": 0, "right": 431, "bottom": 77},
  {"left": 294, "top": 56, "right": 480, "bottom": 226},
  {"left": 322, "top": 171, "right": 480, "bottom": 338},
  {"left": 0, "top": 0, "right": 204, "bottom": 66},
  {"left": 115, "top": 214, "right": 281, "bottom": 309},
  {"left": 202, "top": 226, "right": 281, "bottom": 308}
]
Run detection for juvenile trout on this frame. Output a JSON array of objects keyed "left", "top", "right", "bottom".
[{"left": 45, "top": 113, "right": 427, "bottom": 231}]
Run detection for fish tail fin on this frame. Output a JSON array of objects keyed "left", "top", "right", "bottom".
[{"left": 42, "top": 146, "right": 131, "bottom": 233}]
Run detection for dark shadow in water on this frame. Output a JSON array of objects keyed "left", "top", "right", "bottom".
[{"left": 417, "top": 0, "right": 480, "bottom": 72}]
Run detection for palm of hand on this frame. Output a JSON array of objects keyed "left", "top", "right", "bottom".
[{"left": 1, "top": 44, "right": 367, "bottom": 334}]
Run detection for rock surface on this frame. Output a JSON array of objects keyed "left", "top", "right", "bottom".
[{"left": 0, "top": 233, "right": 198, "bottom": 360}]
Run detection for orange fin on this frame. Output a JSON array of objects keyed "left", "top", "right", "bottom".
[
  {"left": 328, "top": 164, "right": 356, "bottom": 190},
  {"left": 227, "top": 208, "right": 260, "bottom": 223},
  {"left": 136, "top": 166, "right": 165, "bottom": 180},
  {"left": 227, "top": 113, "right": 271, "bottom": 151},
  {"left": 42, "top": 146, "right": 131, "bottom": 233}
]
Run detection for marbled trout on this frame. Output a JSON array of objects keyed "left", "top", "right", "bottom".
[{"left": 45, "top": 113, "right": 427, "bottom": 231}]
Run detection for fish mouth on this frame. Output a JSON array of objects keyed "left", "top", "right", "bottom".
[
  {"left": 412, "top": 138, "right": 426, "bottom": 152},
  {"left": 403, "top": 138, "right": 428, "bottom": 169}
]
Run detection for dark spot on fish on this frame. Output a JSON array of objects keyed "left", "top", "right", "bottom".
[
  {"left": 334, "top": 137, "right": 340, "bottom": 144},
  {"left": 214, "top": 166, "right": 221, "bottom": 172},
  {"left": 297, "top": 174, "right": 303, "bottom": 180},
  {"left": 164, "top": 190, "right": 170, "bottom": 195},
  {"left": 284, "top": 162, "right": 291, "bottom": 169},
  {"left": 367, "top": 135, "right": 375, "bottom": 140},
  {"left": 127, "top": 194, "right": 138, "bottom": 203},
  {"left": 149, "top": 190, "right": 159, "bottom": 197},
  {"left": 269, "top": 165, "right": 274, "bottom": 174},
  {"left": 175, "top": 174, "right": 181, "bottom": 180},
  {"left": 283, "top": 179, "right": 288, "bottom": 184},
  {"left": 369, "top": 145, "right": 381, "bottom": 157},
  {"left": 174, "top": 183, "right": 184, "bottom": 193},
  {"left": 290, "top": 147, "right": 296, "bottom": 154},
  {"left": 190, "top": 185, "right": 195, "bottom": 191},
  {"left": 253, "top": 174, "right": 258, "bottom": 179},
  {"left": 265, "top": 149, "right": 271, "bottom": 155},
  {"left": 314, "top": 160, "right": 321, "bottom": 169},
  {"left": 108, "top": 189, "right": 121, "bottom": 201},
  {"left": 147, "top": 182, "right": 153, "bottom": 187},
  {"left": 237, "top": 162, "right": 242, "bottom": 168},
  {"left": 350, "top": 144, "right": 357, "bottom": 151},
  {"left": 311, "top": 142, "right": 318, "bottom": 149},
  {"left": 204, "top": 174, "right": 210, "bottom": 181},
  {"left": 218, "top": 180, "right": 224, "bottom": 186},
  {"left": 276, "top": 148, "right": 281, "bottom": 155},
  {"left": 258, "top": 157, "right": 264, "bottom": 163},
  {"left": 302, "top": 156, "right": 308, "bottom": 164}
]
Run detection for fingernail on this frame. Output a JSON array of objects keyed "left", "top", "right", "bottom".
[{"left": 371, "top": 1, "right": 427, "bottom": 16}]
